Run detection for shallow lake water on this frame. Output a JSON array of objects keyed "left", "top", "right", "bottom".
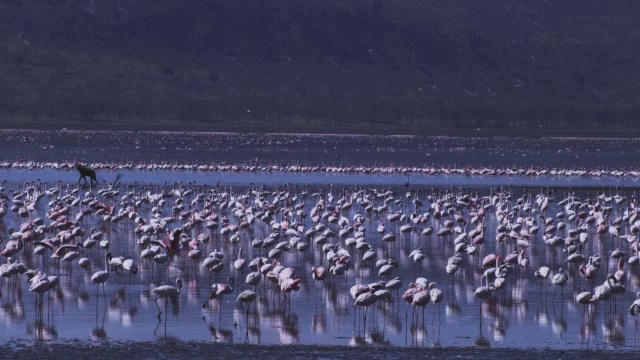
[
  {"left": 0, "top": 130, "right": 639, "bottom": 352},
  {"left": 2, "top": 129, "right": 640, "bottom": 169},
  {"left": 0, "top": 173, "right": 637, "bottom": 350}
]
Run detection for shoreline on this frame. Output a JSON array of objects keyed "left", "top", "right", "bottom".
[
  {"left": 3, "top": 340, "right": 629, "bottom": 360},
  {"left": 0, "top": 128, "right": 637, "bottom": 179},
  {"left": 2, "top": 121, "right": 640, "bottom": 139},
  {"left": 1, "top": 161, "right": 638, "bottom": 178}
]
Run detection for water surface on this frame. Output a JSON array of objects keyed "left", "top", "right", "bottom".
[{"left": 0, "top": 130, "right": 638, "bottom": 352}]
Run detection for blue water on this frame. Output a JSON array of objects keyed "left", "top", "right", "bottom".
[
  {"left": 0, "top": 174, "right": 634, "bottom": 350},
  {"left": 0, "top": 130, "right": 638, "bottom": 350},
  {"left": 2, "top": 168, "right": 640, "bottom": 188}
]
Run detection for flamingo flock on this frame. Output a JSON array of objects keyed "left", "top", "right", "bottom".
[
  {"left": 0, "top": 160, "right": 639, "bottom": 179},
  {"left": 1, "top": 175, "right": 640, "bottom": 347}
]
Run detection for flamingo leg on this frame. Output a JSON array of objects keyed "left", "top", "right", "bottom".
[
  {"left": 363, "top": 306, "right": 368, "bottom": 334},
  {"left": 154, "top": 297, "right": 162, "bottom": 317},
  {"left": 353, "top": 304, "right": 357, "bottom": 331},
  {"left": 245, "top": 303, "right": 250, "bottom": 337}
]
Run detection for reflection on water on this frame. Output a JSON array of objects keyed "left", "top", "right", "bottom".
[
  {"left": 1, "top": 130, "right": 640, "bottom": 170},
  {"left": 0, "top": 172, "right": 639, "bottom": 351},
  {"left": 28, "top": 320, "right": 58, "bottom": 341}
]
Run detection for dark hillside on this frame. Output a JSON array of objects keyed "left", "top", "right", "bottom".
[{"left": 1, "top": 0, "right": 639, "bottom": 133}]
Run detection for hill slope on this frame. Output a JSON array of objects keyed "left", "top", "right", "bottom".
[{"left": 1, "top": 0, "right": 639, "bottom": 133}]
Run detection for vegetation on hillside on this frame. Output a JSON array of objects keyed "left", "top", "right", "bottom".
[{"left": 1, "top": 0, "right": 639, "bottom": 132}]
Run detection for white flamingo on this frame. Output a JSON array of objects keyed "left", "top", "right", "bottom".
[{"left": 151, "top": 278, "right": 183, "bottom": 318}]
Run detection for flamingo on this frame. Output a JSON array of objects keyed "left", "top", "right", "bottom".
[
  {"left": 429, "top": 282, "right": 443, "bottom": 315},
  {"left": 311, "top": 266, "right": 329, "bottom": 282},
  {"left": 614, "top": 257, "right": 626, "bottom": 283},
  {"left": 151, "top": 278, "right": 183, "bottom": 318},
  {"left": 630, "top": 292, "right": 640, "bottom": 316},
  {"left": 61, "top": 243, "right": 83, "bottom": 269},
  {"left": 551, "top": 268, "right": 569, "bottom": 302},
  {"left": 28, "top": 271, "right": 58, "bottom": 319},
  {"left": 0, "top": 238, "right": 23, "bottom": 258},
  {"left": 236, "top": 289, "right": 257, "bottom": 336},
  {"left": 203, "top": 276, "right": 235, "bottom": 309},
  {"left": 280, "top": 276, "right": 302, "bottom": 307},
  {"left": 474, "top": 273, "right": 491, "bottom": 317},
  {"left": 534, "top": 266, "right": 550, "bottom": 280},
  {"left": 411, "top": 289, "right": 431, "bottom": 325},
  {"left": 579, "top": 259, "right": 598, "bottom": 290},
  {"left": 310, "top": 266, "right": 328, "bottom": 300},
  {"left": 233, "top": 248, "right": 247, "bottom": 274},
  {"left": 354, "top": 289, "right": 377, "bottom": 332},
  {"left": 91, "top": 252, "right": 112, "bottom": 300},
  {"left": 237, "top": 289, "right": 257, "bottom": 314},
  {"left": 385, "top": 277, "right": 403, "bottom": 301},
  {"left": 245, "top": 268, "right": 262, "bottom": 292},
  {"left": 122, "top": 258, "right": 138, "bottom": 286}
]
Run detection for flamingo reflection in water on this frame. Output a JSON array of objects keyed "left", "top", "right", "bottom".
[
  {"left": 1, "top": 175, "right": 640, "bottom": 349},
  {"left": 237, "top": 290, "right": 257, "bottom": 337}
]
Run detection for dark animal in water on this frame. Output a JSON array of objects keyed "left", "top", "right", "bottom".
[{"left": 76, "top": 164, "right": 98, "bottom": 184}]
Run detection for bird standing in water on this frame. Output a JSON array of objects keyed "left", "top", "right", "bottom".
[
  {"left": 552, "top": 268, "right": 569, "bottom": 302},
  {"left": 151, "top": 278, "right": 183, "bottom": 318}
]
